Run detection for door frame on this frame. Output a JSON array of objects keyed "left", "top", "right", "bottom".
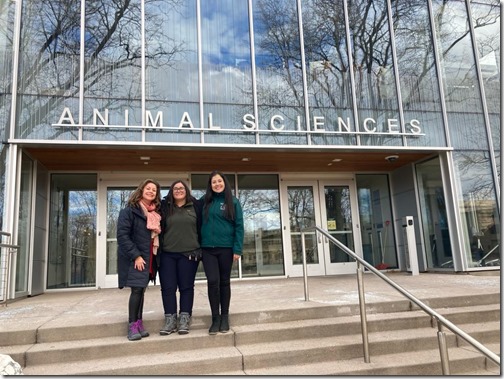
[
  {"left": 96, "top": 173, "right": 188, "bottom": 289},
  {"left": 280, "top": 176, "right": 362, "bottom": 277}
]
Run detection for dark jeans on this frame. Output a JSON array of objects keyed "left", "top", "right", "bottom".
[
  {"left": 128, "top": 287, "right": 145, "bottom": 323},
  {"left": 202, "top": 247, "right": 233, "bottom": 316},
  {"left": 158, "top": 251, "right": 200, "bottom": 315}
]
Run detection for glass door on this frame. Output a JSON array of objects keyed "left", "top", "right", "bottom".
[
  {"left": 281, "top": 179, "right": 361, "bottom": 277},
  {"left": 319, "top": 180, "right": 360, "bottom": 275},
  {"left": 97, "top": 178, "right": 173, "bottom": 288}
]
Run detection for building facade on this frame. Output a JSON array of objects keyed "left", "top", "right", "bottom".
[{"left": 0, "top": 0, "right": 500, "bottom": 298}]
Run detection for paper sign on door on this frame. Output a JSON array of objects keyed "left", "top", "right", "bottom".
[{"left": 327, "top": 219, "right": 337, "bottom": 230}]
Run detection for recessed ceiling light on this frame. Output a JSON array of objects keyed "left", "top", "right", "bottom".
[
  {"left": 332, "top": 158, "right": 342, "bottom": 162},
  {"left": 242, "top": 157, "right": 250, "bottom": 162},
  {"left": 140, "top": 156, "right": 150, "bottom": 161}
]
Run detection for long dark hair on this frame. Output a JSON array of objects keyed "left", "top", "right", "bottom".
[
  {"left": 203, "top": 170, "right": 235, "bottom": 221},
  {"left": 127, "top": 179, "right": 161, "bottom": 209},
  {"left": 165, "top": 180, "right": 195, "bottom": 216}
]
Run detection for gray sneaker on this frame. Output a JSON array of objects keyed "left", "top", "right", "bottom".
[
  {"left": 160, "top": 314, "right": 177, "bottom": 335},
  {"left": 178, "top": 312, "right": 191, "bottom": 335}
]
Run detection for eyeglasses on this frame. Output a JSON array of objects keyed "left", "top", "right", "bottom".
[{"left": 173, "top": 187, "right": 186, "bottom": 192}]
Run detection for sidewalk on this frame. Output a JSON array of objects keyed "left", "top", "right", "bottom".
[{"left": 0, "top": 271, "right": 500, "bottom": 335}]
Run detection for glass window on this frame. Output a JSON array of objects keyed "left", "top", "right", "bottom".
[
  {"left": 356, "top": 174, "right": 397, "bottom": 269},
  {"left": 471, "top": 2, "right": 500, "bottom": 154},
  {"left": 253, "top": 0, "right": 308, "bottom": 145},
  {"left": 416, "top": 157, "right": 453, "bottom": 268},
  {"left": 348, "top": 0, "right": 401, "bottom": 147},
  {"left": 392, "top": 0, "right": 446, "bottom": 147},
  {"left": 145, "top": 0, "right": 201, "bottom": 144},
  {"left": 47, "top": 174, "right": 97, "bottom": 289},
  {"left": 453, "top": 151, "right": 500, "bottom": 268},
  {"left": 0, "top": 1, "right": 14, "bottom": 226},
  {"left": 238, "top": 175, "right": 283, "bottom": 277},
  {"left": 432, "top": 1, "right": 488, "bottom": 150},
  {"left": 16, "top": 154, "right": 34, "bottom": 293},
  {"left": 83, "top": 0, "right": 143, "bottom": 142},
  {"left": 302, "top": 0, "right": 357, "bottom": 146},
  {"left": 201, "top": 0, "right": 254, "bottom": 144},
  {"left": 16, "top": 1, "right": 81, "bottom": 140}
]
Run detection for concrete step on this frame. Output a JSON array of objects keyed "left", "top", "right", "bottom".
[
  {"left": 6, "top": 328, "right": 234, "bottom": 367},
  {"left": 22, "top": 346, "right": 244, "bottom": 376},
  {"left": 244, "top": 343, "right": 501, "bottom": 376},
  {"left": 20, "top": 323, "right": 499, "bottom": 376},
  {"left": 236, "top": 322, "right": 500, "bottom": 370},
  {"left": 234, "top": 303, "right": 500, "bottom": 345},
  {"left": 6, "top": 291, "right": 500, "bottom": 376}
]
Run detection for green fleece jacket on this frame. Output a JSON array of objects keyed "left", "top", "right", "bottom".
[{"left": 200, "top": 192, "right": 244, "bottom": 255}]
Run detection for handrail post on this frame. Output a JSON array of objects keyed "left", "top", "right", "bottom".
[
  {"left": 357, "top": 261, "right": 370, "bottom": 363},
  {"left": 437, "top": 319, "right": 451, "bottom": 375},
  {"left": 1, "top": 232, "right": 19, "bottom": 307},
  {"left": 300, "top": 231, "right": 309, "bottom": 301}
]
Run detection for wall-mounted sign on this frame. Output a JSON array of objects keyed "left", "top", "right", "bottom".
[{"left": 53, "top": 107, "right": 423, "bottom": 137}]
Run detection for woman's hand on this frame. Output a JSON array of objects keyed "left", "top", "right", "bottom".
[
  {"left": 134, "top": 256, "right": 146, "bottom": 271},
  {"left": 233, "top": 254, "right": 240, "bottom": 263}
]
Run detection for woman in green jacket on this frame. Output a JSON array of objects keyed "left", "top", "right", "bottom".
[{"left": 200, "top": 170, "right": 244, "bottom": 335}]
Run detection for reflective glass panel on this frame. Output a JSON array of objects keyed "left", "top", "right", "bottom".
[
  {"left": 201, "top": 0, "right": 253, "bottom": 144},
  {"left": 253, "top": 0, "right": 308, "bottom": 145},
  {"left": 392, "top": 0, "right": 445, "bottom": 147},
  {"left": 416, "top": 158, "right": 453, "bottom": 268},
  {"left": 356, "top": 174, "right": 397, "bottom": 269},
  {"left": 471, "top": 2, "right": 500, "bottom": 154},
  {"left": 348, "top": 0, "right": 402, "bottom": 146},
  {"left": 287, "top": 186, "right": 318, "bottom": 265},
  {"left": 17, "top": 1, "right": 81, "bottom": 140},
  {"left": 16, "top": 154, "right": 33, "bottom": 293},
  {"left": 324, "top": 186, "right": 354, "bottom": 263},
  {"left": 47, "top": 174, "right": 97, "bottom": 289},
  {"left": 432, "top": 1, "right": 487, "bottom": 150},
  {"left": 453, "top": 151, "right": 500, "bottom": 268},
  {"left": 238, "top": 175, "right": 283, "bottom": 277},
  {"left": 145, "top": 0, "right": 201, "bottom": 143},
  {"left": 302, "top": 0, "right": 356, "bottom": 146},
  {"left": 83, "top": 0, "right": 143, "bottom": 141}
]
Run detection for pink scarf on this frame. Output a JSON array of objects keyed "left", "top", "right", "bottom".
[{"left": 139, "top": 201, "right": 161, "bottom": 255}]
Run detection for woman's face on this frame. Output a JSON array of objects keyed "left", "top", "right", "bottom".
[
  {"left": 172, "top": 182, "right": 187, "bottom": 203},
  {"left": 142, "top": 182, "right": 158, "bottom": 204},
  {"left": 211, "top": 174, "right": 225, "bottom": 193}
]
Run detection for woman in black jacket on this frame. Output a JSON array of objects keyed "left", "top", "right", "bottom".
[{"left": 117, "top": 179, "right": 161, "bottom": 341}]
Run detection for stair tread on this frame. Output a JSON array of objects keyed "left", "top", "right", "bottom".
[
  {"left": 18, "top": 319, "right": 500, "bottom": 356},
  {"left": 244, "top": 343, "right": 501, "bottom": 375},
  {"left": 237, "top": 321, "right": 500, "bottom": 350},
  {"left": 234, "top": 303, "right": 500, "bottom": 332},
  {"left": 22, "top": 346, "right": 243, "bottom": 375}
]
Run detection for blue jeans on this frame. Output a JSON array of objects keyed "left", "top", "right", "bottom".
[{"left": 158, "top": 251, "right": 199, "bottom": 315}]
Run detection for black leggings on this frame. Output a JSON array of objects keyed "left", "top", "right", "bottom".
[
  {"left": 128, "top": 287, "right": 146, "bottom": 323},
  {"left": 202, "top": 247, "right": 234, "bottom": 316}
]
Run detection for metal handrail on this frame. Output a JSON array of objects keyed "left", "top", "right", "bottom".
[
  {"left": 300, "top": 226, "right": 500, "bottom": 375},
  {"left": 0, "top": 231, "right": 19, "bottom": 307}
]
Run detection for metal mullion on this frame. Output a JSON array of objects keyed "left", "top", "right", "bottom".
[
  {"left": 296, "top": 0, "right": 311, "bottom": 145},
  {"left": 343, "top": 0, "right": 361, "bottom": 146},
  {"left": 248, "top": 0, "right": 259, "bottom": 145}
]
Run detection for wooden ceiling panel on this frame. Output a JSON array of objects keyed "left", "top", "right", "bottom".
[{"left": 23, "top": 146, "right": 434, "bottom": 173}]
